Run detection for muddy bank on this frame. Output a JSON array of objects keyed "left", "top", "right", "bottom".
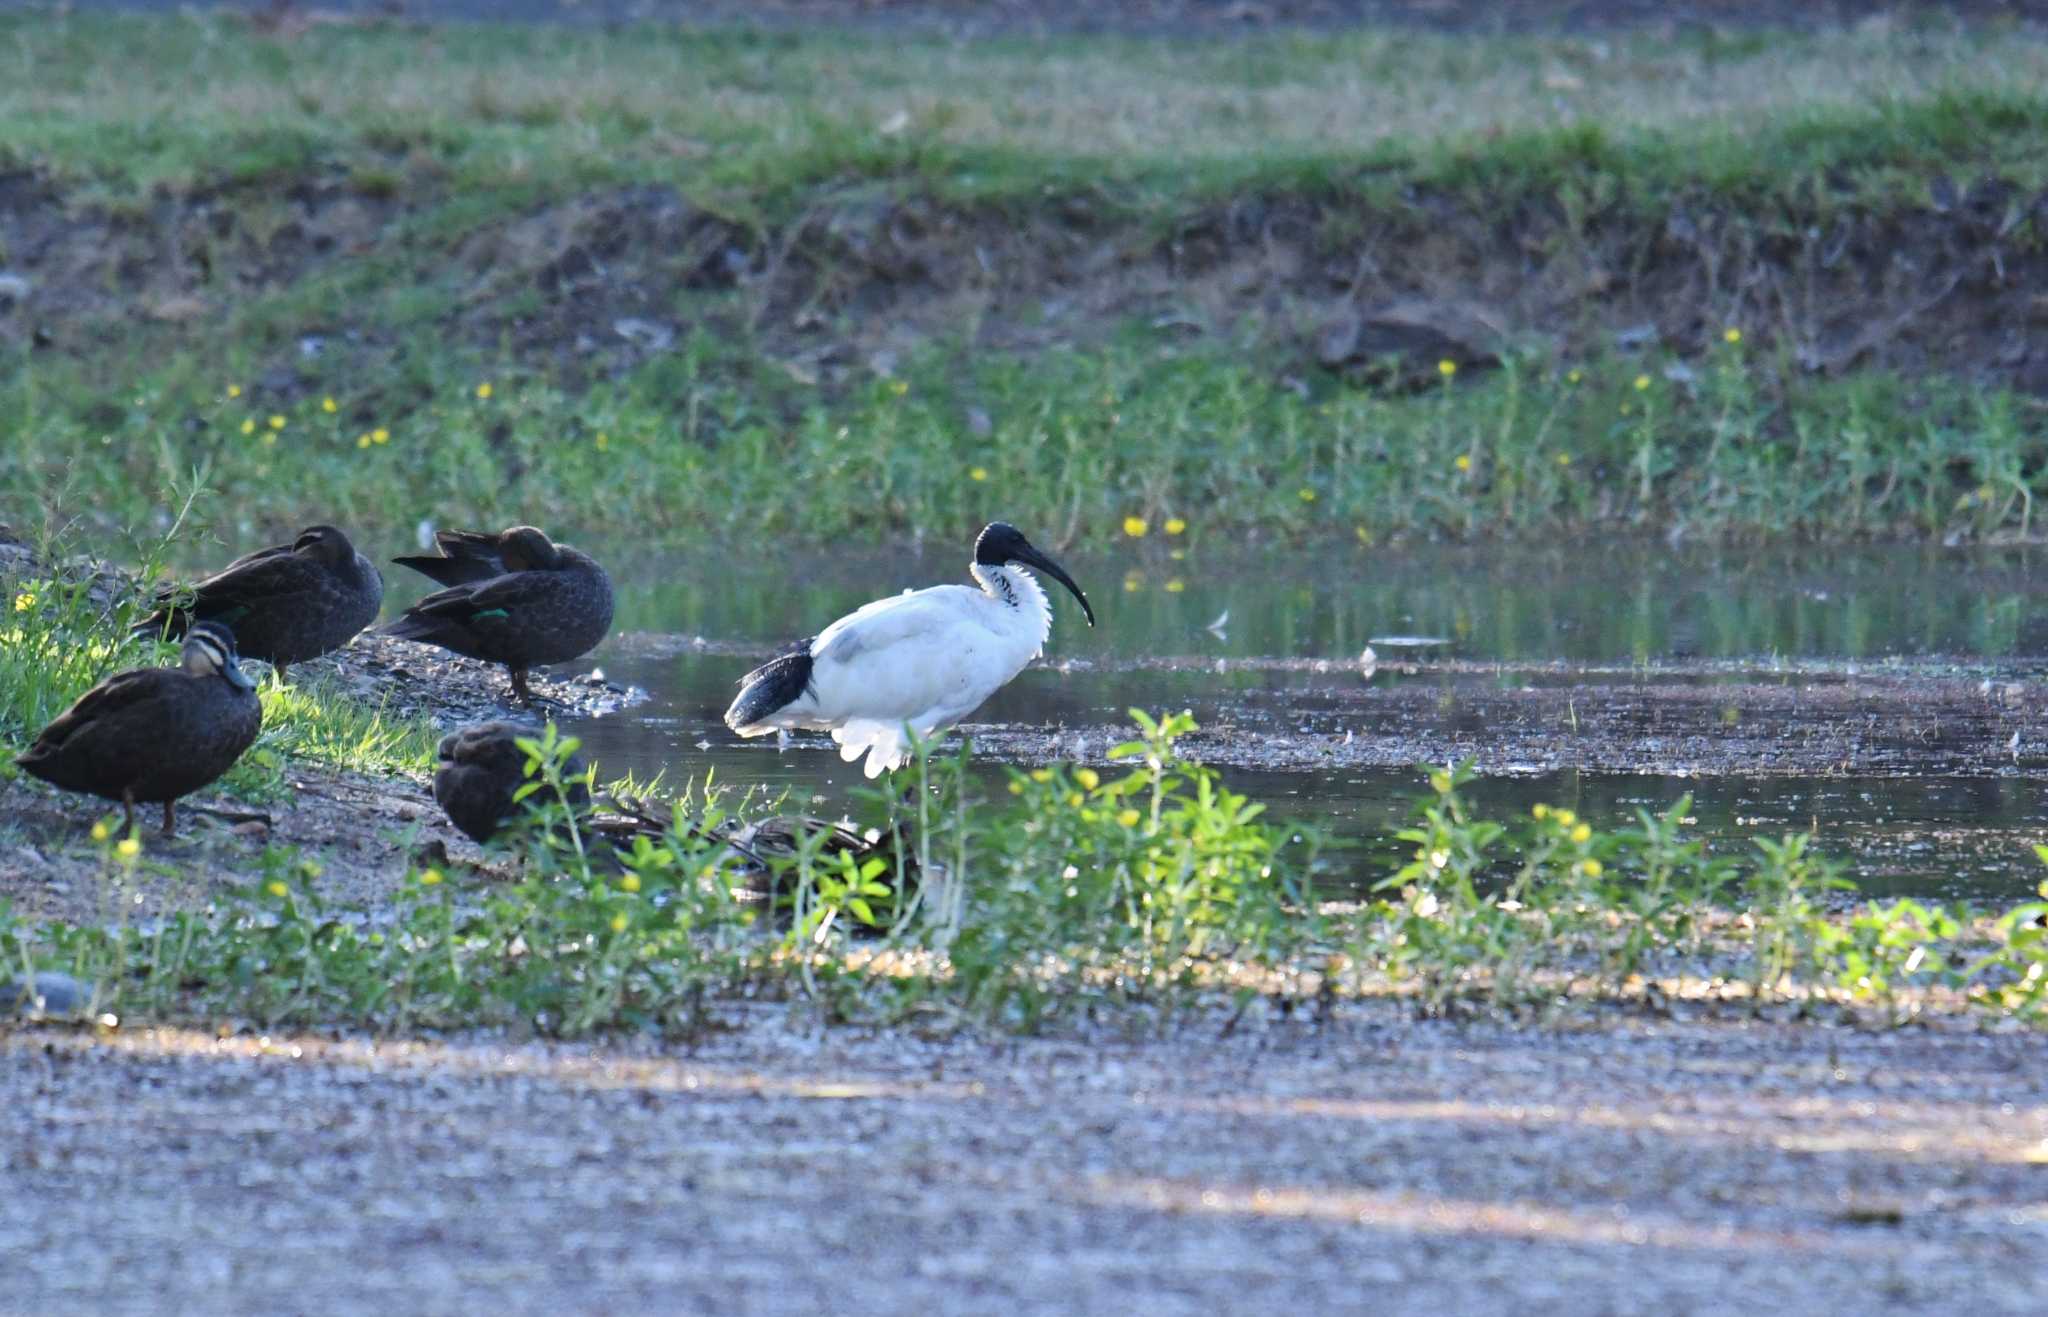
[
  {"left": 0, "top": 630, "right": 645, "bottom": 927},
  {"left": 10, "top": 156, "right": 2048, "bottom": 421},
  {"left": 5, "top": 1009, "right": 2044, "bottom": 1313},
  {"left": 960, "top": 664, "right": 2048, "bottom": 778}
]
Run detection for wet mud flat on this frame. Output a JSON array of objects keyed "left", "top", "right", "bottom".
[
  {"left": 966, "top": 659, "right": 2048, "bottom": 780},
  {"left": 5, "top": 1008, "right": 2045, "bottom": 1314}
]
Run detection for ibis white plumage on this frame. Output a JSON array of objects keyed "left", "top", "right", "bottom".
[{"left": 724, "top": 522, "right": 1096, "bottom": 777}]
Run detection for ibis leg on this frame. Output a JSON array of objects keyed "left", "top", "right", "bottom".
[
  {"left": 509, "top": 667, "right": 533, "bottom": 705},
  {"left": 162, "top": 799, "right": 177, "bottom": 837}
]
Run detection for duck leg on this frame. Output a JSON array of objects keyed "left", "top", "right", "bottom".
[
  {"left": 121, "top": 788, "right": 137, "bottom": 839},
  {"left": 162, "top": 799, "right": 177, "bottom": 837},
  {"left": 508, "top": 666, "right": 533, "bottom": 705}
]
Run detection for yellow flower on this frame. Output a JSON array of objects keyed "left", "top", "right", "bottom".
[
  {"left": 1123, "top": 573, "right": 1143, "bottom": 593},
  {"left": 1454, "top": 454, "right": 1472, "bottom": 473},
  {"left": 240, "top": 418, "right": 256, "bottom": 436},
  {"left": 12, "top": 591, "right": 32, "bottom": 612},
  {"left": 475, "top": 382, "right": 493, "bottom": 400},
  {"left": 1438, "top": 359, "right": 1457, "bottom": 378},
  {"left": 321, "top": 396, "right": 337, "bottom": 413},
  {"left": 1566, "top": 368, "right": 1582, "bottom": 385},
  {"left": 1169, "top": 549, "right": 1186, "bottom": 562},
  {"left": 1008, "top": 781, "right": 1023, "bottom": 795},
  {"left": 594, "top": 433, "right": 609, "bottom": 452},
  {"left": 969, "top": 466, "right": 988, "bottom": 482},
  {"left": 1075, "top": 768, "right": 1100, "bottom": 791},
  {"left": 225, "top": 384, "right": 242, "bottom": 398},
  {"left": 262, "top": 433, "right": 278, "bottom": 448},
  {"left": 1633, "top": 374, "right": 1651, "bottom": 392},
  {"left": 1123, "top": 515, "right": 1149, "bottom": 538},
  {"left": 1030, "top": 769, "right": 1052, "bottom": 783},
  {"left": 1429, "top": 771, "right": 1452, "bottom": 795},
  {"left": 1298, "top": 488, "right": 1316, "bottom": 503},
  {"left": 115, "top": 837, "right": 140, "bottom": 860},
  {"left": 1165, "top": 579, "right": 1185, "bottom": 593},
  {"left": 610, "top": 912, "right": 629, "bottom": 933},
  {"left": 1579, "top": 859, "right": 1604, "bottom": 878},
  {"left": 356, "top": 433, "right": 371, "bottom": 449},
  {"left": 1164, "top": 517, "right": 1187, "bottom": 536},
  {"left": 1066, "top": 792, "right": 1083, "bottom": 808},
  {"left": 372, "top": 427, "right": 390, "bottom": 445},
  {"left": 889, "top": 379, "right": 910, "bottom": 396},
  {"left": 1556, "top": 452, "right": 1572, "bottom": 467},
  {"left": 620, "top": 873, "right": 642, "bottom": 893},
  {"left": 268, "top": 414, "right": 286, "bottom": 430},
  {"left": 1570, "top": 823, "right": 1593, "bottom": 844},
  {"left": 419, "top": 868, "right": 443, "bottom": 886},
  {"left": 1531, "top": 803, "right": 1549, "bottom": 820},
  {"left": 1117, "top": 808, "right": 1141, "bottom": 828},
  {"left": 1723, "top": 327, "right": 1742, "bottom": 345},
  {"left": 1553, "top": 809, "right": 1576, "bottom": 827},
  {"left": 1354, "top": 525, "right": 1372, "bottom": 544},
  {"left": 266, "top": 880, "right": 288, "bottom": 898},
  {"left": 1619, "top": 403, "right": 1633, "bottom": 417},
  {"left": 91, "top": 821, "right": 111, "bottom": 842}
]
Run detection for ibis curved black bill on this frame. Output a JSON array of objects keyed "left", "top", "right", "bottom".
[{"left": 1013, "top": 543, "right": 1095, "bottom": 627}]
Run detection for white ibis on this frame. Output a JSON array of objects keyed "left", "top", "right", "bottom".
[{"left": 724, "top": 522, "right": 1096, "bottom": 777}]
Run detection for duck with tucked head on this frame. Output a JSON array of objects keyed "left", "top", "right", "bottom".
[
  {"left": 382, "top": 526, "right": 613, "bottom": 704},
  {"left": 432, "top": 720, "right": 593, "bottom": 845},
  {"left": 135, "top": 525, "right": 382, "bottom": 684},
  {"left": 17, "top": 621, "right": 262, "bottom": 837}
]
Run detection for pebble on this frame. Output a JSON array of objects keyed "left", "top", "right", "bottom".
[{"left": 2, "top": 971, "right": 90, "bottom": 1016}]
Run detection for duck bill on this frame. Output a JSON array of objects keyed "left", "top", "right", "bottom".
[
  {"left": 224, "top": 659, "right": 257, "bottom": 692},
  {"left": 1016, "top": 546, "right": 1096, "bottom": 627}
]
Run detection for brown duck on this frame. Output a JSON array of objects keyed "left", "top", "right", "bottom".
[
  {"left": 17, "top": 621, "right": 262, "bottom": 836},
  {"left": 136, "top": 524, "right": 383, "bottom": 683},
  {"left": 383, "top": 526, "right": 612, "bottom": 703}
]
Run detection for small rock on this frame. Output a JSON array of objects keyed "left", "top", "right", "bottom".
[
  {"left": 613, "top": 317, "right": 675, "bottom": 351},
  {"left": 2, "top": 971, "right": 89, "bottom": 1016}
]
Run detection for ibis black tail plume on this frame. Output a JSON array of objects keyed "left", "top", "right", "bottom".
[{"left": 725, "top": 640, "right": 817, "bottom": 732}]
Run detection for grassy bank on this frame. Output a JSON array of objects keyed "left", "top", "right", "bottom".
[
  {"left": 0, "top": 524, "right": 436, "bottom": 805},
  {"left": 10, "top": 333, "right": 2044, "bottom": 548},
  {"left": 5, "top": 12, "right": 2048, "bottom": 548},
  {"left": 5, "top": 712, "right": 2046, "bottom": 1034}
]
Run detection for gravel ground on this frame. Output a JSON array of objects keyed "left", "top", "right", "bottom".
[{"left": 5, "top": 1008, "right": 2046, "bottom": 1313}]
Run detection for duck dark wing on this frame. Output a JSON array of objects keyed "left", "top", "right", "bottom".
[
  {"left": 19, "top": 669, "right": 166, "bottom": 759},
  {"left": 392, "top": 530, "right": 507, "bottom": 588},
  {"left": 135, "top": 545, "right": 308, "bottom": 638},
  {"left": 383, "top": 571, "right": 549, "bottom": 640}
]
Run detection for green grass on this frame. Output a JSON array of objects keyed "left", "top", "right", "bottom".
[
  {"left": 7, "top": 13, "right": 2048, "bottom": 204},
  {"left": 6, "top": 14, "right": 2048, "bottom": 549},
  {"left": 0, "top": 523, "right": 437, "bottom": 805},
  {"left": 7, "top": 332, "right": 2045, "bottom": 548},
  {"left": 5, "top": 713, "right": 2046, "bottom": 1035}
]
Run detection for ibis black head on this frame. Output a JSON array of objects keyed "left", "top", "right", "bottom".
[
  {"left": 293, "top": 524, "right": 355, "bottom": 566},
  {"left": 973, "top": 522, "right": 1095, "bottom": 627},
  {"left": 499, "top": 526, "right": 561, "bottom": 572},
  {"left": 184, "top": 621, "right": 256, "bottom": 692}
]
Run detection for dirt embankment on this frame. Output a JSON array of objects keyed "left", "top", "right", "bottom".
[{"left": 7, "top": 156, "right": 2048, "bottom": 409}]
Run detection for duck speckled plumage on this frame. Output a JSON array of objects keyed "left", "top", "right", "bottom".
[
  {"left": 137, "top": 525, "right": 383, "bottom": 683},
  {"left": 17, "top": 621, "right": 262, "bottom": 836},
  {"left": 433, "top": 720, "right": 593, "bottom": 845},
  {"left": 384, "top": 526, "right": 613, "bottom": 703}
]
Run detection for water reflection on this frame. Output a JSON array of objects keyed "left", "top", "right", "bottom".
[{"left": 382, "top": 537, "right": 2048, "bottom": 902}]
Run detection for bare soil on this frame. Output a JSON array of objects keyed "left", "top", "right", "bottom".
[
  {"left": 5, "top": 1007, "right": 2046, "bottom": 1314},
  {"left": 9, "top": 157, "right": 2048, "bottom": 421}
]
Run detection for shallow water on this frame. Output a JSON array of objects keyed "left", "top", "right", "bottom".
[{"left": 399, "top": 538, "right": 2048, "bottom": 902}]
